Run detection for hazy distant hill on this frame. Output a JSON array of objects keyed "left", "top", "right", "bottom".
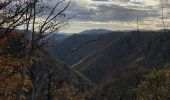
[
  {"left": 80, "top": 29, "right": 113, "bottom": 35},
  {"left": 47, "top": 30, "right": 170, "bottom": 99},
  {"left": 53, "top": 33, "right": 70, "bottom": 40},
  {"left": 50, "top": 30, "right": 170, "bottom": 83},
  {"left": 84, "top": 31, "right": 170, "bottom": 100},
  {"left": 73, "top": 31, "right": 170, "bottom": 83},
  {"left": 44, "top": 33, "right": 71, "bottom": 41},
  {"left": 50, "top": 30, "right": 125, "bottom": 65}
]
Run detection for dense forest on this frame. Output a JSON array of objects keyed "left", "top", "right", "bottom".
[{"left": 0, "top": 0, "right": 170, "bottom": 100}]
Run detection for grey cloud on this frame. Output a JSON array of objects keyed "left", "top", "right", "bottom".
[
  {"left": 70, "top": 2, "right": 161, "bottom": 22},
  {"left": 47, "top": 0, "right": 170, "bottom": 23}
]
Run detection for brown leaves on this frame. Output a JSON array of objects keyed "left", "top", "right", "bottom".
[
  {"left": 53, "top": 84, "right": 86, "bottom": 100},
  {"left": 0, "top": 31, "right": 31, "bottom": 99},
  {"left": 2, "top": 18, "right": 13, "bottom": 24},
  {"left": 0, "top": 58, "right": 22, "bottom": 91},
  {"left": 0, "top": 57, "right": 32, "bottom": 99},
  {"left": 135, "top": 65, "right": 170, "bottom": 100}
]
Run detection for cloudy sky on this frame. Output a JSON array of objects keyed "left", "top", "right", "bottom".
[{"left": 59, "top": 0, "right": 170, "bottom": 33}]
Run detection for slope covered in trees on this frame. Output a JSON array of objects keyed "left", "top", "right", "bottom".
[
  {"left": 1, "top": 0, "right": 170, "bottom": 100},
  {"left": 50, "top": 31, "right": 125, "bottom": 65},
  {"left": 73, "top": 31, "right": 170, "bottom": 83},
  {"left": 68, "top": 30, "right": 170, "bottom": 100}
]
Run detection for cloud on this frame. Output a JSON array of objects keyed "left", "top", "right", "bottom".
[
  {"left": 68, "top": 0, "right": 170, "bottom": 22},
  {"left": 46, "top": 0, "right": 170, "bottom": 32},
  {"left": 46, "top": 0, "right": 170, "bottom": 21}
]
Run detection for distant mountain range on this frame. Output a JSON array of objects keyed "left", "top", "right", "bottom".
[
  {"left": 50, "top": 29, "right": 125, "bottom": 65},
  {"left": 52, "top": 33, "right": 70, "bottom": 40},
  {"left": 79, "top": 29, "right": 113, "bottom": 35},
  {"left": 50, "top": 29, "right": 170, "bottom": 84},
  {"left": 48, "top": 29, "right": 170, "bottom": 99},
  {"left": 73, "top": 31, "right": 167, "bottom": 83},
  {"left": 52, "top": 29, "right": 113, "bottom": 40}
]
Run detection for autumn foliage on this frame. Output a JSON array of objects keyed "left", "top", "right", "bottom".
[
  {"left": 135, "top": 65, "right": 170, "bottom": 100},
  {"left": 0, "top": 0, "right": 76, "bottom": 99},
  {"left": 0, "top": 31, "right": 32, "bottom": 99}
]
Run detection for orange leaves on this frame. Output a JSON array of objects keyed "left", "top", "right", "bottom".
[
  {"left": 0, "top": 29, "right": 32, "bottom": 99},
  {"left": 0, "top": 31, "right": 20, "bottom": 46},
  {"left": 0, "top": 57, "right": 22, "bottom": 93},
  {"left": 0, "top": 56, "right": 32, "bottom": 99},
  {"left": 0, "top": 57, "right": 22, "bottom": 67},
  {"left": 0, "top": 35, "right": 7, "bottom": 46},
  {"left": 2, "top": 18, "right": 13, "bottom": 24},
  {"left": 53, "top": 84, "right": 86, "bottom": 100},
  {"left": 0, "top": 73, "right": 20, "bottom": 93},
  {"left": 9, "top": 31, "right": 21, "bottom": 39}
]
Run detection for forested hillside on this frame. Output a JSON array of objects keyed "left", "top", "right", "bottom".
[
  {"left": 50, "top": 31, "right": 125, "bottom": 65},
  {"left": 73, "top": 31, "right": 170, "bottom": 83},
  {"left": 50, "top": 30, "right": 170, "bottom": 100},
  {"left": 1, "top": 0, "right": 170, "bottom": 100}
]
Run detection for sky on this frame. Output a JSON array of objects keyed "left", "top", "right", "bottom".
[
  {"left": 6, "top": 0, "right": 169, "bottom": 33},
  {"left": 57, "top": 0, "right": 170, "bottom": 33},
  {"left": 2, "top": 0, "right": 170, "bottom": 33}
]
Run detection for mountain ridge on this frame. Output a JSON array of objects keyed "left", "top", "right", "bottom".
[
  {"left": 72, "top": 31, "right": 170, "bottom": 83},
  {"left": 50, "top": 31, "right": 125, "bottom": 65},
  {"left": 79, "top": 29, "right": 113, "bottom": 35}
]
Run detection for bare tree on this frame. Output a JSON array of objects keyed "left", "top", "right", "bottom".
[{"left": 0, "top": 0, "right": 71, "bottom": 99}]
